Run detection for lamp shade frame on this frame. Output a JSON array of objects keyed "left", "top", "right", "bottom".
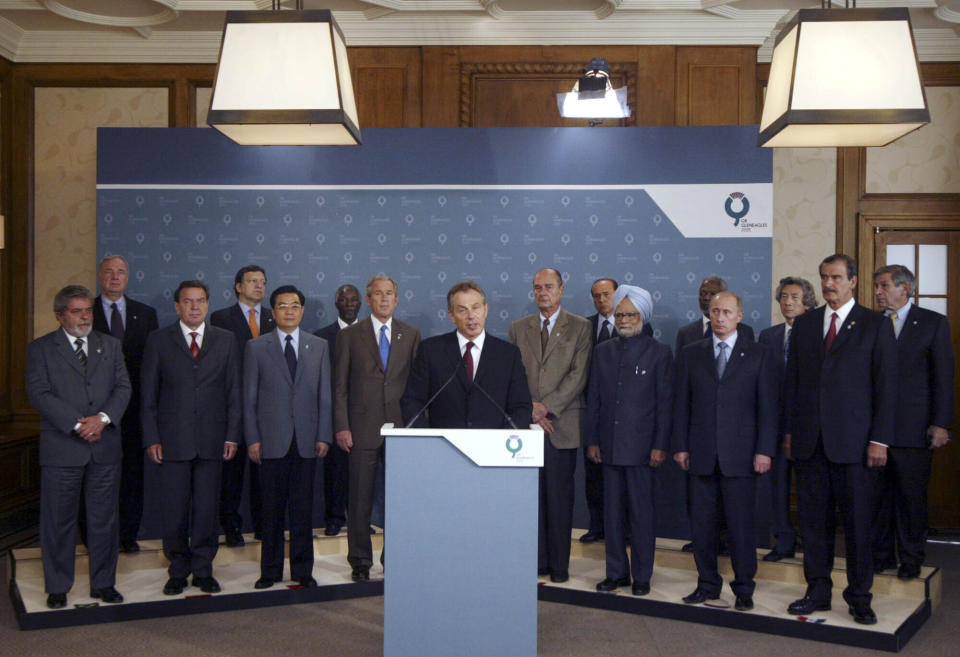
[
  {"left": 758, "top": 7, "right": 930, "bottom": 148},
  {"left": 207, "top": 9, "right": 361, "bottom": 146}
]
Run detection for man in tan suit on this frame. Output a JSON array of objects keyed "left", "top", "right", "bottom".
[
  {"left": 509, "top": 268, "right": 592, "bottom": 582},
  {"left": 334, "top": 274, "right": 420, "bottom": 582}
]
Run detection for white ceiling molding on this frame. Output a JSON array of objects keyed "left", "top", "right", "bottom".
[
  {"left": 934, "top": 5, "right": 960, "bottom": 24},
  {"left": 0, "top": 14, "right": 23, "bottom": 61},
  {"left": 42, "top": 1, "right": 179, "bottom": 27}
]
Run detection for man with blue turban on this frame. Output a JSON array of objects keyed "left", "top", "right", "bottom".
[{"left": 585, "top": 285, "right": 673, "bottom": 596}]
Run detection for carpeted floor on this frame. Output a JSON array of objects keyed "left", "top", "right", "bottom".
[{"left": 2, "top": 542, "right": 958, "bottom": 657}]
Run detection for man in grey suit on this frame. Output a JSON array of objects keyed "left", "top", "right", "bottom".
[
  {"left": 335, "top": 274, "right": 420, "bottom": 582},
  {"left": 142, "top": 280, "right": 241, "bottom": 596},
  {"left": 26, "top": 285, "right": 131, "bottom": 609},
  {"left": 245, "top": 285, "right": 332, "bottom": 589},
  {"left": 509, "top": 268, "right": 592, "bottom": 583}
]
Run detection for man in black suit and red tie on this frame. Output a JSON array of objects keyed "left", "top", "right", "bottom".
[
  {"left": 92, "top": 254, "right": 158, "bottom": 553},
  {"left": 757, "top": 276, "right": 817, "bottom": 562},
  {"left": 872, "top": 264, "right": 954, "bottom": 580},
  {"left": 673, "top": 291, "right": 777, "bottom": 611},
  {"left": 784, "top": 254, "right": 897, "bottom": 625},
  {"left": 314, "top": 284, "right": 361, "bottom": 537},
  {"left": 142, "top": 280, "right": 241, "bottom": 596},
  {"left": 210, "top": 264, "right": 275, "bottom": 546}
]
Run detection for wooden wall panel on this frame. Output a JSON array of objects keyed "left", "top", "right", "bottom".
[
  {"left": 676, "top": 47, "right": 757, "bottom": 126},
  {"left": 350, "top": 48, "right": 422, "bottom": 128}
]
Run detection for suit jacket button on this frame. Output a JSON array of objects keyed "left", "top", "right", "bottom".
[{"left": 467, "top": 421, "right": 473, "bottom": 428}]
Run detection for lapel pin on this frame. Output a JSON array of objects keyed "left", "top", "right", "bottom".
[
  {"left": 96, "top": 346, "right": 103, "bottom": 354},
  {"left": 641, "top": 369, "right": 647, "bottom": 375}
]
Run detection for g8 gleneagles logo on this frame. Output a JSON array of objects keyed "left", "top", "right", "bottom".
[
  {"left": 505, "top": 436, "right": 522, "bottom": 458},
  {"left": 724, "top": 192, "right": 750, "bottom": 227}
]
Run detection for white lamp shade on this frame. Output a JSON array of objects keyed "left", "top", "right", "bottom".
[
  {"left": 208, "top": 10, "right": 360, "bottom": 146},
  {"left": 759, "top": 8, "right": 929, "bottom": 148},
  {"left": 557, "top": 86, "right": 630, "bottom": 119}
]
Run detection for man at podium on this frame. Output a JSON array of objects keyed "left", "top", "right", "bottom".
[{"left": 401, "top": 280, "right": 532, "bottom": 431}]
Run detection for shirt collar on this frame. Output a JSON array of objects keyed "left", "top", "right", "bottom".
[
  {"left": 102, "top": 295, "right": 125, "bottom": 314},
  {"left": 458, "top": 330, "right": 485, "bottom": 352},
  {"left": 238, "top": 301, "right": 260, "bottom": 317},
  {"left": 180, "top": 320, "right": 205, "bottom": 338},
  {"left": 62, "top": 328, "right": 86, "bottom": 347},
  {"left": 372, "top": 315, "right": 392, "bottom": 337},
  {"left": 337, "top": 316, "right": 359, "bottom": 330},
  {"left": 712, "top": 331, "right": 737, "bottom": 352},
  {"left": 277, "top": 326, "right": 300, "bottom": 344},
  {"left": 826, "top": 297, "right": 856, "bottom": 327},
  {"left": 887, "top": 299, "right": 912, "bottom": 318}
]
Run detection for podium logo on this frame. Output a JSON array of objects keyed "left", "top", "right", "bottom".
[{"left": 505, "top": 436, "right": 523, "bottom": 458}]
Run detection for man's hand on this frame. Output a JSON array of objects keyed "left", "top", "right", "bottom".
[
  {"left": 248, "top": 442, "right": 262, "bottom": 464},
  {"left": 782, "top": 434, "right": 792, "bottom": 461},
  {"left": 223, "top": 442, "right": 237, "bottom": 461},
  {"left": 586, "top": 445, "right": 601, "bottom": 464},
  {"left": 147, "top": 444, "right": 163, "bottom": 464},
  {"left": 754, "top": 454, "right": 772, "bottom": 474},
  {"left": 537, "top": 417, "right": 555, "bottom": 434},
  {"left": 928, "top": 425, "right": 950, "bottom": 449},
  {"left": 867, "top": 443, "right": 887, "bottom": 468},
  {"left": 650, "top": 449, "right": 666, "bottom": 468},
  {"left": 532, "top": 402, "right": 548, "bottom": 423},
  {"left": 316, "top": 442, "right": 329, "bottom": 458},
  {"left": 76, "top": 416, "right": 105, "bottom": 442},
  {"left": 674, "top": 451, "right": 690, "bottom": 471},
  {"left": 336, "top": 430, "right": 353, "bottom": 453}
]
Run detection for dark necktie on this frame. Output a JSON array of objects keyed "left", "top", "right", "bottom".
[
  {"left": 189, "top": 331, "right": 200, "bottom": 360},
  {"left": 703, "top": 320, "right": 712, "bottom": 339},
  {"left": 379, "top": 324, "right": 390, "bottom": 370},
  {"left": 824, "top": 312, "right": 838, "bottom": 354},
  {"left": 464, "top": 341, "right": 475, "bottom": 388},
  {"left": 110, "top": 302, "right": 124, "bottom": 340},
  {"left": 783, "top": 327, "right": 791, "bottom": 365},
  {"left": 716, "top": 341, "right": 728, "bottom": 378},
  {"left": 284, "top": 334, "right": 297, "bottom": 380},
  {"left": 599, "top": 319, "right": 612, "bottom": 343},
  {"left": 541, "top": 318, "right": 550, "bottom": 356},
  {"left": 74, "top": 338, "right": 87, "bottom": 366}
]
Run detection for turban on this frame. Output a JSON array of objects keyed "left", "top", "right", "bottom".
[{"left": 612, "top": 285, "right": 653, "bottom": 324}]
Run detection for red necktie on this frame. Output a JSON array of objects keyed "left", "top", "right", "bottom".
[
  {"left": 824, "top": 312, "right": 838, "bottom": 354},
  {"left": 190, "top": 331, "right": 200, "bottom": 360},
  {"left": 464, "top": 341, "right": 474, "bottom": 387}
]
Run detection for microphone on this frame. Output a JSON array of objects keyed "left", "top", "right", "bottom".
[
  {"left": 471, "top": 378, "right": 519, "bottom": 430},
  {"left": 404, "top": 351, "right": 467, "bottom": 428}
]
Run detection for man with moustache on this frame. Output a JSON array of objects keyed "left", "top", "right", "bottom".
[
  {"left": 586, "top": 285, "right": 672, "bottom": 596},
  {"left": 510, "top": 269, "right": 592, "bottom": 583},
  {"left": 673, "top": 291, "right": 777, "bottom": 611},
  {"left": 315, "top": 284, "right": 361, "bottom": 537},
  {"left": 758, "top": 276, "right": 817, "bottom": 562},
  {"left": 872, "top": 264, "right": 953, "bottom": 579},
  {"left": 92, "top": 254, "right": 158, "bottom": 553},
  {"left": 211, "top": 265, "right": 274, "bottom": 546},
  {"left": 402, "top": 280, "right": 532, "bottom": 432},
  {"left": 244, "top": 285, "right": 332, "bottom": 589},
  {"left": 26, "top": 285, "right": 131, "bottom": 609},
  {"left": 142, "top": 280, "right": 241, "bottom": 596},
  {"left": 784, "top": 254, "right": 897, "bottom": 625},
  {"left": 334, "top": 275, "right": 420, "bottom": 582}
]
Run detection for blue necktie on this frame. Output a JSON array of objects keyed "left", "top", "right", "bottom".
[
  {"left": 716, "top": 342, "right": 728, "bottom": 378},
  {"left": 284, "top": 334, "right": 297, "bottom": 380},
  {"left": 379, "top": 324, "right": 390, "bottom": 370},
  {"left": 110, "top": 302, "right": 124, "bottom": 340}
]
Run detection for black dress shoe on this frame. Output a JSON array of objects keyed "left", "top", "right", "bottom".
[
  {"left": 681, "top": 541, "right": 695, "bottom": 553},
  {"left": 897, "top": 563, "right": 921, "bottom": 579},
  {"left": 596, "top": 576, "right": 631, "bottom": 592},
  {"left": 253, "top": 531, "right": 263, "bottom": 541},
  {"left": 788, "top": 596, "right": 831, "bottom": 615},
  {"left": 849, "top": 603, "right": 878, "bottom": 625},
  {"left": 192, "top": 576, "right": 221, "bottom": 593},
  {"left": 90, "top": 586, "right": 124, "bottom": 604},
  {"left": 351, "top": 567, "right": 370, "bottom": 582},
  {"left": 324, "top": 524, "right": 342, "bottom": 537},
  {"left": 874, "top": 559, "right": 897, "bottom": 573},
  {"left": 550, "top": 571, "right": 569, "bottom": 583},
  {"left": 254, "top": 577, "right": 275, "bottom": 589},
  {"left": 682, "top": 587, "right": 720, "bottom": 604},
  {"left": 537, "top": 567, "right": 551, "bottom": 577},
  {"left": 762, "top": 548, "right": 795, "bottom": 562},
  {"left": 224, "top": 530, "right": 245, "bottom": 547},
  {"left": 163, "top": 577, "right": 187, "bottom": 595},
  {"left": 632, "top": 582, "right": 650, "bottom": 596},
  {"left": 735, "top": 595, "right": 754, "bottom": 611},
  {"left": 120, "top": 539, "right": 140, "bottom": 554},
  {"left": 579, "top": 530, "right": 604, "bottom": 544},
  {"left": 298, "top": 576, "right": 318, "bottom": 588},
  {"left": 46, "top": 593, "right": 67, "bottom": 609}
]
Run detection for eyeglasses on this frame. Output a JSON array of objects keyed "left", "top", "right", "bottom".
[
  {"left": 614, "top": 312, "right": 641, "bottom": 320},
  {"left": 276, "top": 303, "right": 303, "bottom": 311}
]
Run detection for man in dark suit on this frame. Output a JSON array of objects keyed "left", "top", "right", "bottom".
[
  {"left": 314, "top": 284, "right": 361, "bottom": 537},
  {"left": 26, "top": 285, "right": 131, "bottom": 609},
  {"left": 673, "top": 291, "right": 777, "bottom": 611},
  {"left": 758, "top": 276, "right": 817, "bottom": 562},
  {"left": 510, "top": 269, "right": 592, "bottom": 583},
  {"left": 335, "top": 275, "right": 420, "bottom": 582},
  {"left": 142, "top": 280, "right": 241, "bottom": 596},
  {"left": 586, "top": 285, "right": 672, "bottom": 596},
  {"left": 244, "top": 285, "right": 332, "bottom": 589},
  {"left": 401, "top": 280, "right": 532, "bottom": 431},
  {"left": 784, "top": 254, "right": 897, "bottom": 625},
  {"left": 92, "top": 254, "right": 158, "bottom": 553},
  {"left": 210, "top": 264, "right": 274, "bottom": 546},
  {"left": 872, "top": 264, "right": 954, "bottom": 579}
]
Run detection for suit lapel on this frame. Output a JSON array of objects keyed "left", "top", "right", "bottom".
[
  {"left": 231, "top": 304, "right": 253, "bottom": 340},
  {"left": 267, "top": 331, "right": 293, "bottom": 386},
  {"left": 448, "top": 332, "right": 471, "bottom": 390},
  {"left": 894, "top": 306, "right": 918, "bottom": 342},
  {"left": 387, "top": 321, "right": 407, "bottom": 373},
  {"left": 701, "top": 339, "right": 720, "bottom": 383},
  {"left": 828, "top": 303, "right": 863, "bottom": 354},
  {"left": 523, "top": 315, "right": 543, "bottom": 365},
  {"left": 721, "top": 337, "right": 748, "bottom": 381},
  {"left": 168, "top": 323, "right": 197, "bottom": 362},
  {"left": 85, "top": 332, "right": 104, "bottom": 378},
  {"left": 358, "top": 318, "right": 383, "bottom": 373},
  {"left": 56, "top": 330, "right": 87, "bottom": 376},
  {"left": 542, "top": 310, "right": 567, "bottom": 362}
]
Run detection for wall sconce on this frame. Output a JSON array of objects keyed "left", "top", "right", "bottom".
[
  {"left": 557, "top": 58, "right": 630, "bottom": 121},
  {"left": 759, "top": 6, "right": 929, "bottom": 148},
  {"left": 207, "top": 5, "right": 360, "bottom": 146}
]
